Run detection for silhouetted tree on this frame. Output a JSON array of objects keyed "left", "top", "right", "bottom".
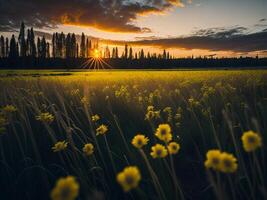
[
  {"left": 115, "top": 47, "right": 119, "bottom": 58},
  {"left": 18, "top": 22, "right": 27, "bottom": 57},
  {"left": 5, "top": 38, "right": 9, "bottom": 57},
  {"left": 124, "top": 44, "right": 128, "bottom": 59},
  {"left": 40, "top": 36, "right": 46, "bottom": 58},
  {"left": 129, "top": 47, "right": 133, "bottom": 60},
  {"left": 30, "top": 28, "right": 37, "bottom": 57},
  {"left": 37, "top": 37, "right": 41, "bottom": 57},
  {"left": 52, "top": 33, "right": 56, "bottom": 58},
  {"left": 80, "top": 33, "right": 86, "bottom": 58},
  {"left": 66, "top": 33, "right": 71, "bottom": 59},
  {"left": 9, "top": 35, "right": 18, "bottom": 58},
  {"left": 140, "top": 49, "right": 145, "bottom": 59},
  {"left": 46, "top": 42, "right": 50, "bottom": 58},
  {"left": 163, "top": 49, "right": 167, "bottom": 59},
  {"left": 112, "top": 48, "right": 116, "bottom": 58},
  {"left": 0, "top": 36, "right": 5, "bottom": 57},
  {"left": 71, "top": 34, "right": 76, "bottom": 58}
]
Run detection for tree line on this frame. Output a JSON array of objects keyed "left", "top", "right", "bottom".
[{"left": 0, "top": 22, "right": 173, "bottom": 60}]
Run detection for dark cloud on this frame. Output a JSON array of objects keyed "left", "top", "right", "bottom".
[
  {"left": 0, "top": 0, "right": 183, "bottom": 33},
  {"left": 101, "top": 27, "right": 267, "bottom": 52}
]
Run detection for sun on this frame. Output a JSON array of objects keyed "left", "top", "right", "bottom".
[
  {"left": 80, "top": 48, "right": 112, "bottom": 70},
  {"left": 93, "top": 49, "right": 100, "bottom": 59}
]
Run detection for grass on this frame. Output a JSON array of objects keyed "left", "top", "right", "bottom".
[{"left": 0, "top": 69, "right": 266, "bottom": 200}]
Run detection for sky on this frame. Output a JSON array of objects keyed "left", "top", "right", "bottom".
[{"left": 0, "top": 0, "right": 267, "bottom": 57}]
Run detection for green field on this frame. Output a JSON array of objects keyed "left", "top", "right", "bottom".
[{"left": 0, "top": 70, "right": 267, "bottom": 200}]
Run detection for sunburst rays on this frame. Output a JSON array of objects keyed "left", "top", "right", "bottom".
[{"left": 80, "top": 49, "right": 112, "bottom": 70}]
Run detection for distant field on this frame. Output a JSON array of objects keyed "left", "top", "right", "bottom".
[{"left": 0, "top": 70, "right": 267, "bottom": 199}]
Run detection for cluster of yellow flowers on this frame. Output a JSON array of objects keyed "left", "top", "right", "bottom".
[
  {"left": 205, "top": 150, "right": 238, "bottom": 173},
  {"left": 117, "top": 166, "right": 141, "bottom": 192},
  {"left": 145, "top": 106, "right": 160, "bottom": 121},
  {"left": 36, "top": 112, "right": 54, "bottom": 124},
  {"left": 131, "top": 124, "right": 180, "bottom": 159},
  {"left": 83, "top": 143, "right": 94, "bottom": 156},
  {"left": 2, "top": 105, "right": 17, "bottom": 113},
  {"left": 51, "top": 176, "right": 79, "bottom": 200},
  {"left": 52, "top": 141, "right": 68, "bottom": 152},
  {"left": 96, "top": 124, "right": 108, "bottom": 135}
]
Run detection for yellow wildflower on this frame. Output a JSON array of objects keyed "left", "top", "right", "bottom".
[
  {"left": 155, "top": 124, "right": 172, "bottom": 143},
  {"left": 2, "top": 105, "right": 17, "bottom": 113},
  {"left": 241, "top": 130, "right": 262, "bottom": 152},
  {"left": 91, "top": 115, "right": 100, "bottom": 122},
  {"left": 131, "top": 134, "right": 149, "bottom": 149},
  {"left": 36, "top": 112, "right": 54, "bottom": 124},
  {"left": 83, "top": 143, "right": 94, "bottom": 156},
  {"left": 219, "top": 152, "right": 238, "bottom": 173},
  {"left": 96, "top": 124, "right": 108, "bottom": 135},
  {"left": 81, "top": 96, "right": 89, "bottom": 105},
  {"left": 150, "top": 144, "right": 168, "bottom": 158},
  {"left": 51, "top": 176, "right": 79, "bottom": 200},
  {"left": 52, "top": 141, "right": 68, "bottom": 152},
  {"left": 167, "top": 142, "right": 180, "bottom": 154},
  {"left": 204, "top": 149, "right": 222, "bottom": 171},
  {"left": 117, "top": 166, "right": 141, "bottom": 192}
]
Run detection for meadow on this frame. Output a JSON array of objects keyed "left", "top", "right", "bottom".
[{"left": 0, "top": 70, "right": 266, "bottom": 200}]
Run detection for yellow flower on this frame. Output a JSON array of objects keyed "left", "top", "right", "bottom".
[
  {"left": 117, "top": 166, "right": 141, "bottom": 192},
  {"left": 51, "top": 176, "right": 79, "bottom": 200},
  {"left": 150, "top": 144, "right": 168, "bottom": 158},
  {"left": 155, "top": 124, "right": 172, "bottom": 143},
  {"left": 52, "top": 141, "right": 68, "bottom": 152},
  {"left": 83, "top": 143, "right": 94, "bottom": 156},
  {"left": 167, "top": 142, "right": 180, "bottom": 154},
  {"left": 219, "top": 152, "right": 238, "bottom": 173},
  {"left": 81, "top": 96, "right": 89, "bottom": 105},
  {"left": 241, "top": 130, "right": 262, "bottom": 152},
  {"left": 91, "top": 114, "right": 100, "bottom": 122},
  {"left": 131, "top": 134, "right": 149, "bottom": 149},
  {"left": 36, "top": 112, "right": 54, "bottom": 124},
  {"left": 204, "top": 149, "right": 222, "bottom": 171},
  {"left": 70, "top": 89, "right": 80, "bottom": 96},
  {"left": 96, "top": 124, "right": 108, "bottom": 135},
  {"left": 2, "top": 105, "right": 17, "bottom": 113}
]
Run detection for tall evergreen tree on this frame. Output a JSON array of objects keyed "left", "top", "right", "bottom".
[
  {"left": 9, "top": 35, "right": 18, "bottom": 58},
  {"left": 112, "top": 48, "right": 116, "bottom": 58},
  {"left": 40, "top": 36, "right": 46, "bottom": 58},
  {"left": 52, "top": 33, "right": 56, "bottom": 58},
  {"left": 163, "top": 49, "right": 167, "bottom": 59},
  {"left": 66, "top": 34, "right": 71, "bottom": 59},
  {"left": 46, "top": 42, "right": 50, "bottom": 58},
  {"left": 129, "top": 47, "right": 133, "bottom": 60},
  {"left": 140, "top": 49, "right": 145, "bottom": 59},
  {"left": 5, "top": 38, "right": 9, "bottom": 57},
  {"left": 124, "top": 44, "right": 128, "bottom": 59},
  {"left": 115, "top": 47, "right": 119, "bottom": 58},
  {"left": 37, "top": 37, "right": 41, "bottom": 57},
  {"left": 18, "top": 22, "right": 27, "bottom": 57},
  {"left": 30, "top": 28, "right": 37, "bottom": 57},
  {"left": 80, "top": 33, "right": 86, "bottom": 58},
  {"left": 0, "top": 36, "right": 5, "bottom": 57},
  {"left": 71, "top": 34, "right": 76, "bottom": 58},
  {"left": 86, "top": 38, "right": 89, "bottom": 58}
]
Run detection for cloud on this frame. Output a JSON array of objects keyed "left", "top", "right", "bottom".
[
  {"left": 101, "top": 27, "right": 267, "bottom": 52},
  {"left": 0, "top": 0, "right": 184, "bottom": 33}
]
